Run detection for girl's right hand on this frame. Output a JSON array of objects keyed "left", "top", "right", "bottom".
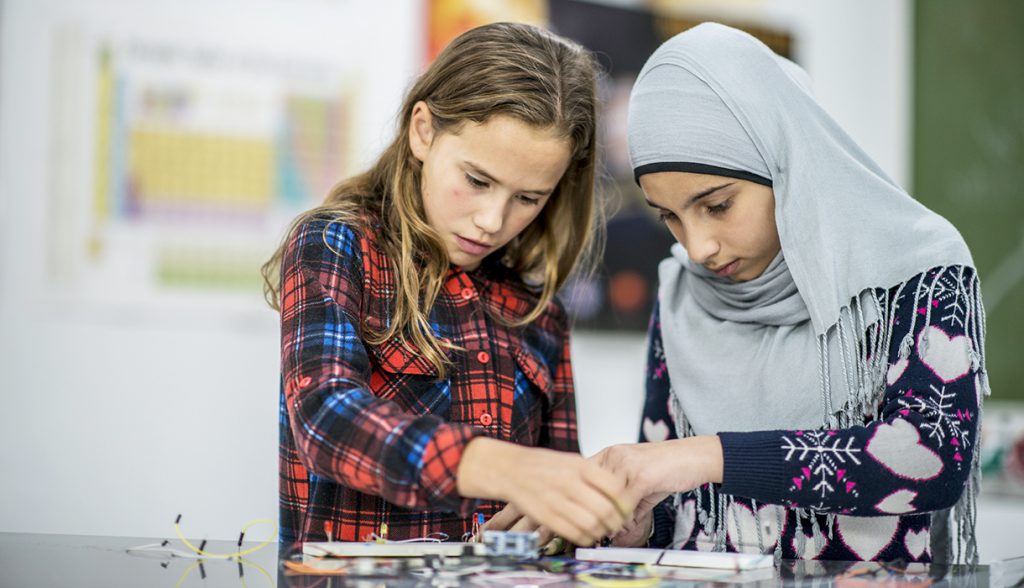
[{"left": 457, "top": 437, "right": 633, "bottom": 546}]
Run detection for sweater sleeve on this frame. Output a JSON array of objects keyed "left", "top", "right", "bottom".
[
  {"left": 642, "top": 301, "right": 680, "bottom": 547},
  {"left": 719, "top": 267, "right": 982, "bottom": 516},
  {"left": 281, "top": 219, "right": 480, "bottom": 513}
]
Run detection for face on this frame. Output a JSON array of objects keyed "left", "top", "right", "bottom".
[
  {"left": 408, "top": 102, "right": 572, "bottom": 271},
  {"left": 640, "top": 171, "right": 781, "bottom": 282}
]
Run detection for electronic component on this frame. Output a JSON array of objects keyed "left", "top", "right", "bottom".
[{"left": 481, "top": 530, "right": 540, "bottom": 559}]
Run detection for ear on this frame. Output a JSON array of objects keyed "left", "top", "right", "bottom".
[{"left": 408, "top": 101, "right": 434, "bottom": 162}]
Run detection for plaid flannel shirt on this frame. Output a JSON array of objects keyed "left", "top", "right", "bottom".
[{"left": 278, "top": 216, "right": 579, "bottom": 545}]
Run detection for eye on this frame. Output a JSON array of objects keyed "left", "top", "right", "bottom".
[
  {"left": 706, "top": 199, "right": 731, "bottom": 216},
  {"left": 657, "top": 209, "right": 677, "bottom": 222},
  {"left": 465, "top": 173, "right": 489, "bottom": 190},
  {"left": 516, "top": 194, "right": 541, "bottom": 206}
]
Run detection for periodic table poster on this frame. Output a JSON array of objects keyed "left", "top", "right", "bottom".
[{"left": 48, "top": 31, "right": 359, "bottom": 315}]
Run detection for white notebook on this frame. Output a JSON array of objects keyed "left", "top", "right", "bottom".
[
  {"left": 303, "top": 541, "right": 485, "bottom": 558},
  {"left": 575, "top": 547, "right": 773, "bottom": 571}
]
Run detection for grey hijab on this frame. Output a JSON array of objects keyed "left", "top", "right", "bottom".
[{"left": 629, "top": 23, "right": 975, "bottom": 434}]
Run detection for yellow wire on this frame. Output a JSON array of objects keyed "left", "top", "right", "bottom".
[
  {"left": 174, "top": 518, "right": 277, "bottom": 559},
  {"left": 174, "top": 559, "right": 202, "bottom": 588},
  {"left": 174, "top": 556, "right": 273, "bottom": 588},
  {"left": 239, "top": 557, "right": 274, "bottom": 588},
  {"left": 576, "top": 565, "right": 660, "bottom": 588},
  {"left": 576, "top": 573, "right": 660, "bottom": 588}
]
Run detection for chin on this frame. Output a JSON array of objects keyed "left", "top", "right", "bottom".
[
  {"left": 452, "top": 255, "right": 481, "bottom": 271},
  {"left": 737, "top": 265, "right": 769, "bottom": 282}
]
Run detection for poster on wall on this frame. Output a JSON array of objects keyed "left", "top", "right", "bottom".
[
  {"left": 48, "top": 31, "right": 360, "bottom": 318},
  {"left": 426, "top": 0, "right": 548, "bottom": 62}
]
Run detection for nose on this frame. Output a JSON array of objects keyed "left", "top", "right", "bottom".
[
  {"left": 683, "top": 223, "right": 720, "bottom": 265},
  {"left": 473, "top": 196, "right": 505, "bottom": 235}
]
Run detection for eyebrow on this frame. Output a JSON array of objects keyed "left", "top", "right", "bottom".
[
  {"left": 464, "top": 161, "right": 555, "bottom": 196},
  {"left": 644, "top": 182, "right": 733, "bottom": 211}
]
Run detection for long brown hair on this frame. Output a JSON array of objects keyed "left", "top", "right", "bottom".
[{"left": 262, "top": 22, "right": 604, "bottom": 378}]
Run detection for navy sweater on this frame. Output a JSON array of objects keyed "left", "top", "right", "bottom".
[{"left": 642, "top": 267, "right": 981, "bottom": 561}]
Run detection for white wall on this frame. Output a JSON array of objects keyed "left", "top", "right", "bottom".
[
  {"left": 14, "top": 0, "right": 1015, "bottom": 563},
  {"left": 0, "top": 0, "right": 422, "bottom": 541}
]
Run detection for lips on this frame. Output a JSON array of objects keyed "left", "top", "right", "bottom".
[
  {"left": 455, "top": 235, "right": 493, "bottom": 256},
  {"left": 709, "top": 259, "right": 740, "bottom": 277}
]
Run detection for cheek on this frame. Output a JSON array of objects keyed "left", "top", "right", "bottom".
[
  {"left": 426, "top": 171, "right": 469, "bottom": 212},
  {"left": 758, "top": 211, "right": 781, "bottom": 254},
  {"left": 442, "top": 171, "right": 476, "bottom": 205},
  {"left": 505, "top": 206, "right": 545, "bottom": 238},
  {"left": 450, "top": 183, "right": 473, "bottom": 203},
  {"left": 733, "top": 207, "right": 776, "bottom": 253}
]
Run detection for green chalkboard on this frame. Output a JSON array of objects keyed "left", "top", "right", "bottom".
[{"left": 914, "top": 1, "right": 1024, "bottom": 401}]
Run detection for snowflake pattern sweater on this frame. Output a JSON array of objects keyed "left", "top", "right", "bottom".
[{"left": 642, "top": 266, "right": 984, "bottom": 562}]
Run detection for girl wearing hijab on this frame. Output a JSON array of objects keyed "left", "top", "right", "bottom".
[{"left": 596, "top": 23, "right": 988, "bottom": 564}]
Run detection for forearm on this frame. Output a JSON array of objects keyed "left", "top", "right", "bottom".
[
  {"left": 648, "top": 435, "right": 723, "bottom": 491},
  {"left": 456, "top": 437, "right": 523, "bottom": 501},
  {"left": 690, "top": 435, "right": 724, "bottom": 485},
  {"left": 290, "top": 382, "right": 480, "bottom": 512}
]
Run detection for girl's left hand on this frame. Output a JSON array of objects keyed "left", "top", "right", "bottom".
[
  {"left": 478, "top": 505, "right": 571, "bottom": 554},
  {"left": 482, "top": 503, "right": 553, "bottom": 544}
]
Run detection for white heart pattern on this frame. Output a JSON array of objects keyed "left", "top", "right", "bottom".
[
  {"left": 886, "top": 357, "right": 909, "bottom": 385},
  {"left": 670, "top": 498, "right": 696, "bottom": 549},
  {"left": 904, "top": 528, "right": 930, "bottom": 561},
  {"left": 866, "top": 419, "right": 943, "bottom": 481},
  {"left": 792, "top": 524, "right": 827, "bottom": 560},
  {"left": 642, "top": 417, "right": 670, "bottom": 442},
  {"left": 694, "top": 529, "right": 716, "bottom": 552},
  {"left": 918, "top": 325, "right": 972, "bottom": 383},
  {"left": 726, "top": 502, "right": 782, "bottom": 553},
  {"left": 875, "top": 489, "right": 918, "bottom": 514},
  {"left": 835, "top": 515, "right": 900, "bottom": 560}
]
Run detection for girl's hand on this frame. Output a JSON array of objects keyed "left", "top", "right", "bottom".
[
  {"left": 610, "top": 502, "right": 657, "bottom": 547},
  {"left": 457, "top": 438, "right": 633, "bottom": 546},
  {"left": 592, "top": 436, "right": 724, "bottom": 525},
  {"left": 480, "top": 504, "right": 554, "bottom": 545}
]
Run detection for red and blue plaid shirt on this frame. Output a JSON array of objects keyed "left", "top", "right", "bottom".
[{"left": 278, "top": 215, "right": 579, "bottom": 545}]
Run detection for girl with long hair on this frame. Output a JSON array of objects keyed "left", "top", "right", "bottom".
[{"left": 264, "top": 22, "right": 629, "bottom": 547}]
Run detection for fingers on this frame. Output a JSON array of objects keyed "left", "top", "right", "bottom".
[
  {"left": 610, "top": 509, "right": 654, "bottom": 548},
  {"left": 484, "top": 512, "right": 555, "bottom": 551},
  {"left": 534, "top": 525, "right": 555, "bottom": 546},
  {"left": 546, "top": 455, "right": 633, "bottom": 544},
  {"left": 507, "top": 494, "right": 602, "bottom": 547},
  {"left": 633, "top": 491, "right": 671, "bottom": 520},
  {"left": 555, "top": 490, "right": 627, "bottom": 546},
  {"left": 509, "top": 520, "right": 557, "bottom": 553},
  {"left": 580, "top": 460, "right": 635, "bottom": 521},
  {"left": 482, "top": 503, "right": 522, "bottom": 531},
  {"left": 494, "top": 447, "right": 638, "bottom": 548},
  {"left": 540, "top": 511, "right": 599, "bottom": 546},
  {"left": 509, "top": 515, "right": 540, "bottom": 533}
]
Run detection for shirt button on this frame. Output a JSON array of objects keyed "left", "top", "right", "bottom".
[
  {"left": 461, "top": 287, "right": 474, "bottom": 300},
  {"left": 479, "top": 412, "right": 493, "bottom": 426},
  {"left": 476, "top": 351, "right": 490, "bottom": 364}
]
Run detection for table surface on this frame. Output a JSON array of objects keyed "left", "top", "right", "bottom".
[{"left": 3, "top": 532, "right": 1023, "bottom": 587}]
